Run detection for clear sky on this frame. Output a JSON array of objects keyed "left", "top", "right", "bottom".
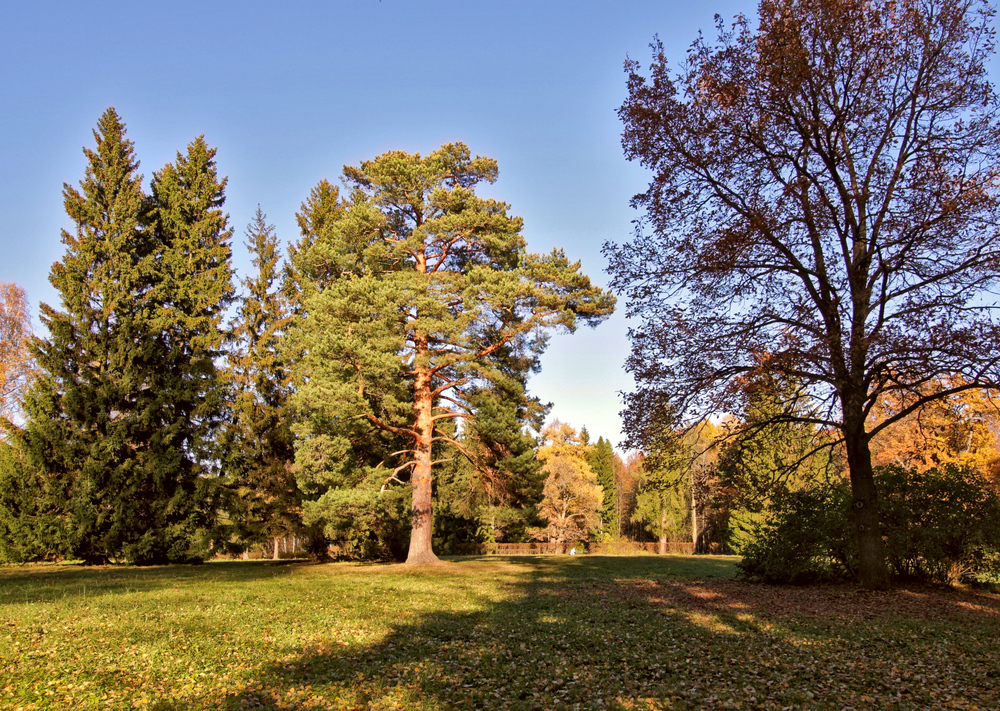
[{"left": 0, "top": 0, "right": 752, "bottom": 449}]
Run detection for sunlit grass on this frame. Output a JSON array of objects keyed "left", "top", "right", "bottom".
[{"left": 1, "top": 555, "right": 998, "bottom": 709}]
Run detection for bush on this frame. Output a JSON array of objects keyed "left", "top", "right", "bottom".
[
  {"left": 303, "top": 486, "right": 410, "bottom": 561},
  {"left": 737, "top": 464, "right": 1000, "bottom": 585},
  {"left": 736, "top": 486, "right": 856, "bottom": 584},
  {"left": 878, "top": 464, "right": 1000, "bottom": 584}
]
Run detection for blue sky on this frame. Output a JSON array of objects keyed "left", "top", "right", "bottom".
[{"left": 0, "top": 0, "right": 752, "bottom": 448}]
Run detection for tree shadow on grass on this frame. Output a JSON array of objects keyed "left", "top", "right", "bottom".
[
  {"left": 149, "top": 556, "right": 1000, "bottom": 711},
  {"left": 0, "top": 560, "right": 303, "bottom": 606}
]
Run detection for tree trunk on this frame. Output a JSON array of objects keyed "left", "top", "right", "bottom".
[
  {"left": 690, "top": 474, "right": 698, "bottom": 554},
  {"left": 405, "top": 361, "right": 440, "bottom": 564},
  {"left": 659, "top": 506, "right": 667, "bottom": 555},
  {"left": 272, "top": 537, "right": 280, "bottom": 561},
  {"left": 843, "top": 415, "right": 890, "bottom": 589}
]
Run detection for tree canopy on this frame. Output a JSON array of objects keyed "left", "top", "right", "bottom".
[
  {"left": 0, "top": 283, "right": 35, "bottom": 427},
  {"left": 607, "top": 0, "right": 1000, "bottom": 588}
]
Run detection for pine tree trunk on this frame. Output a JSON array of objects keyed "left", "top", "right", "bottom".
[
  {"left": 405, "top": 360, "right": 439, "bottom": 564},
  {"left": 272, "top": 537, "right": 280, "bottom": 561},
  {"left": 843, "top": 411, "right": 890, "bottom": 589}
]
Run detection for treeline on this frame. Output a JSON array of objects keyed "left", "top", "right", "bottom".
[
  {"left": 0, "top": 108, "right": 625, "bottom": 565},
  {"left": 5, "top": 107, "right": 999, "bottom": 580}
]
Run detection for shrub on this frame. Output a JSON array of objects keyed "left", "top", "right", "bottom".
[
  {"left": 877, "top": 464, "right": 1000, "bottom": 584},
  {"left": 737, "top": 464, "right": 1000, "bottom": 585},
  {"left": 736, "top": 486, "right": 856, "bottom": 584},
  {"left": 303, "top": 487, "right": 410, "bottom": 562}
]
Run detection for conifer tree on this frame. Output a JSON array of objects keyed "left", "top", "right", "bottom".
[
  {"left": 587, "top": 437, "right": 618, "bottom": 538},
  {"left": 147, "top": 133, "right": 235, "bottom": 528},
  {"left": 223, "top": 208, "right": 301, "bottom": 557},
  {"left": 291, "top": 144, "right": 615, "bottom": 563},
  {"left": 283, "top": 180, "right": 349, "bottom": 308},
  {"left": 22, "top": 110, "right": 232, "bottom": 564}
]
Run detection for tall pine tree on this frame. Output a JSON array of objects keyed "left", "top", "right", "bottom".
[{"left": 290, "top": 144, "right": 615, "bottom": 563}]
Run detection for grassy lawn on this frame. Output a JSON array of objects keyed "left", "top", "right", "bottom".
[{"left": 1, "top": 555, "right": 999, "bottom": 710}]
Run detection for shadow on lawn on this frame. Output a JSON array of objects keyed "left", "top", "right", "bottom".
[
  {"left": 0, "top": 560, "right": 301, "bottom": 606},
  {"left": 151, "top": 555, "right": 1000, "bottom": 711}
]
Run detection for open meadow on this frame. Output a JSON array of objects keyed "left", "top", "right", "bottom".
[{"left": 1, "top": 555, "right": 999, "bottom": 710}]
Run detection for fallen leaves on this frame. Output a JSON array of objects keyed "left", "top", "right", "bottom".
[{"left": 1, "top": 558, "right": 999, "bottom": 709}]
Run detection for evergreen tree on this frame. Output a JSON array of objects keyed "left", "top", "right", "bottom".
[
  {"left": 290, "top": 144, "right": 615, "bottom": 563},
  {"left": 716, "top": 370, "right": 833, "bottom": 512},
  {"left": 283, "top": 179, "right": 349, "bottom": 308},
  {"left": 434, "top": 384, "right": 547, "bottom": 548},
  {"left": 587, "top": 436, "right": 618, "bottom": 538},
  {"left": 21, "top": 109, "right": 232, "bottom": 564},
  {"left": 223, "top": 208, "right": 302, "bottom": 557},
  {"left": 146, "top": 134, "right": 235, "bottom": 548}
]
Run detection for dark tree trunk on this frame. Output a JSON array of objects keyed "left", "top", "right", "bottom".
[
  {"left": 659, "top": 507, "right": 667, "bottom": 555},
  {"left": 843, "top": 415, "right": 890, "bottom": 589}
]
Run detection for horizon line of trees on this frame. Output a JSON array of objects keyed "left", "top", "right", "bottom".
[
  {"left": 8, "top": 0, "right": 1000, "bottom": 587},
  {"left": 0, "top": 108, "right": 627, "bottom": 565}
]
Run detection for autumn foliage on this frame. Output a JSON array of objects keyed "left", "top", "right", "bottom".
[{"left": 0, "top": 282, "right": 35, "bottom": 424}]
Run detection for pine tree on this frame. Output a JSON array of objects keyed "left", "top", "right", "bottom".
[
  {"left": 290, "top": 144, "right": 615, "bottom": 563},
  {"left": 223, "top": 208, "right": 301, "bottom": 557}
]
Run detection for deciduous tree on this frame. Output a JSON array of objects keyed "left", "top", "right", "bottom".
[
  {"left": 534, "top": 422, "right": 603, "bottom": 548},
  {"left": 868, "top": 377, "right": 1000, "bottom": 476},
  {"left": 0, "top": 283, "right": 35, "bottom": 426},
  {"left": 608, "top": 0, "right": 1000, "bottom": 588}
]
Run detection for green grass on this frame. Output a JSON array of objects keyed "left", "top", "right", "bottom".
[{"left": 1, "top": 555, "right": 999, "bottom": 710}]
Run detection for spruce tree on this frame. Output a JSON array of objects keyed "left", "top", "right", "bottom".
[
  {"left": 587, "top": 437, "right": 618, "bottom": 538},
  {"left": 223, "top": 208, "right": 301, "bottom": 557},
  {"left": 23, "top": 110, "right": 232, "bottom": 564},
  {"left": 145, "top": 134, "right": 235, "bottom": 560},
  {"left": 26, "top": 108, "right": 153, "bottom": 562}
]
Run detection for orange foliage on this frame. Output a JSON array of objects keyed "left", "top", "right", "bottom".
[
  {"left": 870, "top": 377, "right": 1000, "bottom": 481},
  {"left": 0, "top": 283, "right": 35, "bottom": 422}
]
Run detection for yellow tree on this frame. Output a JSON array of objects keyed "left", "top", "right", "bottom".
[
  {"left": 871, "top": 377, "right": 1000, "bottom": 479},
  {"left": 0, "top": 283, "right": 35, "bottom": 426},
  {"left": 534, "top": 421, "right": 604, "bottom": 549}
]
